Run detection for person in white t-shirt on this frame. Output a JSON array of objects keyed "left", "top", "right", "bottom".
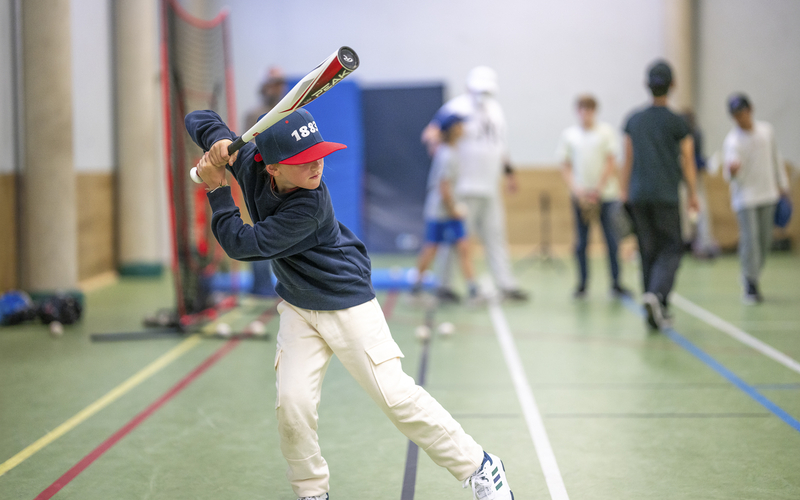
[
  {"left": 557, "top": 95, "right": 629, "bottom": 298},
  {"left": 421, "top": 66, "right": 528, "bottom": 303},
  {"left": 723, "top": 93, "right": 790, "bottom": 304}
]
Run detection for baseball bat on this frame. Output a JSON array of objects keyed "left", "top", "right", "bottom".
[{"left": 191, "top": 46, "right": 359, "bottom": 183}]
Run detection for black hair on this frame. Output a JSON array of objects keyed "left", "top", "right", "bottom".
[{"left": 649, "top": 84, "right": 669, "bottom": 97}]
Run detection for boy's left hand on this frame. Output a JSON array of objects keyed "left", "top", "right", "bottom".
[{"left": 206, "top": 139, "right": 239, "bottom": 167}]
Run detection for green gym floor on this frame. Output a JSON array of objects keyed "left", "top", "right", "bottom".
[{"left": 1, "top": 253, "right": 799, "bottom": 499}]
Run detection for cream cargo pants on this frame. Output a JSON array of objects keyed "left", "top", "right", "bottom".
[{"left": 275, "top": 298, "right": 483, "bottom": 497}]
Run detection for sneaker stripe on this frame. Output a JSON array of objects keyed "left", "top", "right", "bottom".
[
  {"left": 496, "top": 481, "right": 503, "bottom": 490},
  {"left": 494, "top": 474, "right": 500, "bottom": 483},
  {"left": 492, "top": 466, "right": 498, "bottom": 475}
]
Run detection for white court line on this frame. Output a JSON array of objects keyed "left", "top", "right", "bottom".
[
  {"left": 671, "top": 293, "right": 800, "bottom": 375},
  {"left": 488, "top": 301, "right": 570, "bottom": 500}
]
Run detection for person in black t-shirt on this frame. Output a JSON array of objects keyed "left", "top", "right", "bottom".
[{"left": 620, "top": 60, "right": 699, "bottom": 330}]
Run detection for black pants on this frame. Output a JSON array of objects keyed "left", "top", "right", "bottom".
[{"left": 628, "top": 202, "right": 683, "bottom": 304}]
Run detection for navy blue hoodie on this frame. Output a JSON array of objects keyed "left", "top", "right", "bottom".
[{"left": 185, "top": 110, "right": 375, "bottom": 311}]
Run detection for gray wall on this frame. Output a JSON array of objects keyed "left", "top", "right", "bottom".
[
  {"left": 223, "top": 0, "right": 667, "bottom": 166},
  {"left": 70, "top": 0, "right": 114, "bottom": 172},
  {"left": 696, "top": 0, "right": 800, "bottom": 169},
  {"left": 1, "top": 0, "right": 798, "bottom": 174}
]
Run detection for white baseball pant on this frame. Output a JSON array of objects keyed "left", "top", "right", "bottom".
[
  {"left": 438, "top": 195, "right": 518, "bottom": 291},
  {"left": 274, "top": 298, "right": 484, "bottom": 497}
]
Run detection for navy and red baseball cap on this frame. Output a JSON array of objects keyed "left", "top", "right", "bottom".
[{"left": 254, "top": 109, "right": 346, "bottom": 165}]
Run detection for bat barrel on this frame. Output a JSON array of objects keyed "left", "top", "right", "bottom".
[{"left": 337, "top": 46, "right": 359, "bottom": 71}]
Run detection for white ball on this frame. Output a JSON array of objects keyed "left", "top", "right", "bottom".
[
  {"left": 415, "top": 325, "right": 431, "bottom": 341},
  {"left": 248, "top": 320, "right": 266, "bottom": 336},
  {"left": 215, "top": 322, "right": 232, "bottom": 336},
  {"left": 437, "top": 322, "right": 455, "bottom": 336},
  {"left": 49, "top": 321, "right": 63, "bottom": 337}
]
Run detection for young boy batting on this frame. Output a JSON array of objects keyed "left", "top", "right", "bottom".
[
  {"left": 185, "top": 108, "right": 513, "bottom": 500},
  {"left": 411, "top": 113, "right": 480, "bottom": 301}
]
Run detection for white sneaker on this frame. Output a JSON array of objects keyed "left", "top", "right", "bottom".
[
  {"left": 298, "top": 495, "right": 328, "bottom": 500},
  {"left": 463, "top": 452, "right": 514, "bottom": 499},
  {"left": 642, "top": 292, "right": 665, "bottom": 330}
]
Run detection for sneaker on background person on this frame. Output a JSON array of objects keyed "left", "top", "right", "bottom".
[
  {"left": 436, "top": 287, "right": 462, "bottom": 304},
  {"left": 501, "top": 289, "right": 529, "bottom": 302},
  {"left": 742, "top": 280, "right": 763, "bottom": 305},
  {"left": 642, "top": 292, "right": 668, "bottom": 330},
  {"left": 611, "top": 283, "right": 631, "bottom": 298}
]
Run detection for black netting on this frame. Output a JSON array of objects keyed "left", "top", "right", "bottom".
[{"left": 162, "top": 0, "right": 235, "bottom": 317}]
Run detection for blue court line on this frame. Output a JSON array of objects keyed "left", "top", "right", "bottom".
[
  {"left": 621, "top": 297, "right": 800, "bottom": 434},
  {"left": 753, "top": 383, "right": 800, "bottom": 390}
]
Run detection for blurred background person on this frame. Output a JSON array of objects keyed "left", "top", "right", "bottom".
[
  {"left": 421, "top": 66, "right": 528, "bottom": 303},
  {"left": 723, "top": 93, "right": 790, "bottom": 304},
  {"left": 244, "top": 66, "right": 287, "bottom": 129},
  {"left": 411, "top": 114, "right": 480, "bottom": 302},
  {"left": 620, "top": 60, "right": 699, "bottom": 330},
  {"left": 558, "top": 94, "right": 629, "bottom": 299},
  {"left": 681, "top": 110, "right": 720, "bottom": 259}
]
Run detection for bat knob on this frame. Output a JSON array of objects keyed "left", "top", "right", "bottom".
[{"left": 190, "top": 167, "right": 204, "bottom": 184}]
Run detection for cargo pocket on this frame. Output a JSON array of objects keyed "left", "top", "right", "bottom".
[
  {"left": 274, "top": 348, "right": 282, "bottom": 409},
  {"left": 366, "top": 339, "right": 415, "bottom": 408}
]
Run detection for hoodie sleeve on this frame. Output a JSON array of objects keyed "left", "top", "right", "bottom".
[
  {"left": 184, "top": 110, "right": 248, "bottom": 178},
  {"left": 206, "top": 187, "right": 322, "bottom": 261}
]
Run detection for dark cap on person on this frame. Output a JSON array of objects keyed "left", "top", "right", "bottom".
[
  {"left": 647, "top": 60, "right": 673, "bottom": 87},
  {"left": 439, "top": 113, "right": 465, "bottom": 132},
  {"left": 254, "top": 109, "right": 346, "bottom": 165},
  {"left": 727, "top": 93, "right": 751, "bottom": 114}
]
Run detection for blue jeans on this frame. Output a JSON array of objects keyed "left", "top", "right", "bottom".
[{"left": 572, "top": 199, "right": 620, "bottom": 288}]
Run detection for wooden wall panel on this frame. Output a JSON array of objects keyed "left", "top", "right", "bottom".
[
  {"left": 0, "top": 174, "right": 17, "bottom": 291},
  {"left": 77, "top": 173, "right": 115, "bottom": 280},
  {"left": 504, "top": 168, "right": 611, "bottom": 253},
  {"left": 503, "top": 168, "right": 799, "bottom": 255}
]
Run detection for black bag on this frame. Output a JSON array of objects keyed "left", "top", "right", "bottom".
[{"left": 38, "top": 295, "right": 83, "bottom": 325}]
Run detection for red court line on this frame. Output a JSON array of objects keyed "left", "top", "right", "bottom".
[
  {"left": 382, "top": 290, "right": 399, "bottom": 319},
  {"left": 34, "top": 339, "right": 241, "bottom": 500}
]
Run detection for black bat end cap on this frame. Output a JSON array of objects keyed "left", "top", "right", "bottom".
[{"left": 338, "top": 46, "right": 359, "bottom": 71}]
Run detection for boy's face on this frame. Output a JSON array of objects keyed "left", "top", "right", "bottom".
[
  {"left": 732, "top": 107, "right": 753, "bottom": 130},
  {"left": 448, "top": 122, "right": 465, "bottom": 142},
  {"left": 271, "top": 158, "right": 324, "bottom": 193},
  {"left": 577, "top": 106, "right": 595, "bottom": 127}
]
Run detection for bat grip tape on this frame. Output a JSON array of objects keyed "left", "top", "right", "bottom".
[{"left": 227, "top": 136, "right": 246, "bottom": 156}]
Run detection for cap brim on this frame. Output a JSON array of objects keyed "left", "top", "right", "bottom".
[{"left": 279, "top": 141, "right": 347, "bottom": 165}]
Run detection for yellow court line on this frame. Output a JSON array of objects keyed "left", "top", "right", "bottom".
[{"left": 0, "top": 334, "right": 202, "bottom": 477}]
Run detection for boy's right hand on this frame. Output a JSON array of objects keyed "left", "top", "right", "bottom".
[
  {"left": 196, "top": 153, "right": 228, "bottom": 191},
  {"left": 206, "top": 139, "right": 239, "bottom": 167}
]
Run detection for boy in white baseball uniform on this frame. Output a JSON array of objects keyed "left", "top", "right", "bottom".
[
  {"left": 557, "top": 94, "right": 629, "bottom": 298},
  {"left": 723, "top": 93, "right": 790, "bottom": 304},
  {"left": 185, "top": 109, "right": 513, "bottom": 500}
]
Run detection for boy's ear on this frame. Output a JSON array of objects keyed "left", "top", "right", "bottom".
[{"left": 265, "top": 163, "right": 280, "bottom": 176}]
